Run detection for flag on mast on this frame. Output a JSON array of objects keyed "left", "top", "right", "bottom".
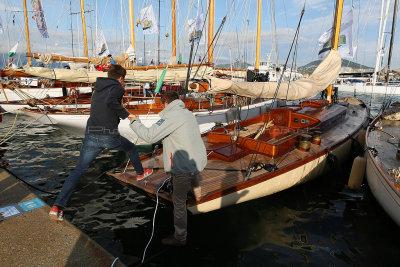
[
  {"left": 31, "top": 0, "right": 49, "bottom": 38},
  {"left": 8, "top": 43, "right": 18, "bottom": 57},
  {"left": 125, "top": 44, "right": 136, "bottom": 61},
  {"left": 318, "top": 10, "right": 355, "bottom": 59},
  {"left": 139, "top": 5, "right": 158, "bottom": 35},
  {"left": 185, "top": 14, "right": 205, "bottom": 43},
  {"left": 95, "top": 30, "right": 110, "bottom": 57}
]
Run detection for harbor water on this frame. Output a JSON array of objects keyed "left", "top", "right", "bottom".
[{"left": 1, "top": 92, "right": 399, "bottom": 266}]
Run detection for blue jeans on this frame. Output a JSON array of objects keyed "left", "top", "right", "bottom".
[{"left": 54, "top": 134, "right": 144, "bottom": 208}]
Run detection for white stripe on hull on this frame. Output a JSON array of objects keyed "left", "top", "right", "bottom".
[
  {"left": 0, "top": 87, "right": 92, "bottom": 102},
  {"left": 337, "top": 84, "right": 400, "bottom": 95}
]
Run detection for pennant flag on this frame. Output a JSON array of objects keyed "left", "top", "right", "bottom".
[
  {"left": 8, "top": 43, "right": 18, "bottom": 57},
  {"left": 139, "top": 5, "right": 158, "bottom": 35},
  {"left": 185, "top": 14, "right": 205, "bottom": 43},
  {"left": 31, "top": 0, "right": 49, "bottom": 38},
  {"left": 95, "top": 30, "right": 110, "bottom": 57},
  {"left": 318, "top": 10, "right": 355, "bottom": 59},
  {"left": 155, "top": 69, "right": 168, "bottom": 93},
  {"left": 0, "top": 15, "right": 4, "bottom": 34}
]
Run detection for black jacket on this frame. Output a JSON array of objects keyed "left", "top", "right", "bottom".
[{"left": 85, "top": 77, "right": 130, "bottom": 136}]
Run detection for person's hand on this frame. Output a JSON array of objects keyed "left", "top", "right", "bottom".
[{"left": 128, "top": 114, "right": 136, "bottom": 121}]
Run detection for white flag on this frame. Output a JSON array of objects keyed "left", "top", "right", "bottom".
[
  {"left": 8, "top": 42, "right": 18, "bottom": 57},
  {"left": 0, "top": 15, "right": 4, "bottom": 34},
  {"left": 185, "top": 14, "right": 205, "bottom": 44},
  {"left": 125, "top": 44, "right": 136, "bottom": 61},
  {"left": 95, "top": 30, "right": 110, "bottom": 57},
  {"left": 139, "top": 5, "right": 158, "bottom": 35},
  {"left": 318, "top": 10, "right": 355, "bottom": 59}
]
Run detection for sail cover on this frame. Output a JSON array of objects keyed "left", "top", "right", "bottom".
[
  {"left": 22, "top": 65, "right": 213, "bottom": 83},
  {"left": 207, "top": 50, "right": 341, "bottom": 100}
]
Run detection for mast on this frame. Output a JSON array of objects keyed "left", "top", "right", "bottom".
[
  {"left": 373, "top": 0, "right": 391, "bottom": 85},
  {"left": 208, "top": 0, "right": 214, "bottom": 63},
  {"left": 270, "top": 0, "right": 278, "bottom": 67},
  {"left": 80, "top": 0, "right": 88, "bottom": 57},
  {"left": 255, "top": 0, "right": 262, "bottom": 69},
  {"left": 327, "top": 0, "right": 344, "bottom": 103},
  {"left": 172, "top": 0, "right": 176, "bottom": 57},
  {"left": 121, "top": 0, "right": 125, "bottom": 52},
  {"left": 158, "top": 0, "right": 160, "bottom": 64},
  {"left": 70, "top": 0, "right": 75, "bottom": 56},
  {"left": 386, "top": 0, "right": 398, "bottom": 82},
  {"left": 22, "top": 0, "right": 32, "bottom": 64},
  {"left": 129, "top": 0, "right": 136, "bottom": 64}
]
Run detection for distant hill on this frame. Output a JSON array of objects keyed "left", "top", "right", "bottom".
[
  {"left": 215, "top": 59, "right": 373, "bottom": 74},
  {"left": 298, "top": 59, "right": 373, "bottom": 74}
]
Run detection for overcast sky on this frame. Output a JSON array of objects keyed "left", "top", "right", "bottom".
[{"left": 0, "top": 0, "right": 397, "bottom": 68}]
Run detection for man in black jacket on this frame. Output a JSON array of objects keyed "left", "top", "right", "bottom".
[{"left": 49, "top": 64, "right": 152, "bottom": 221}]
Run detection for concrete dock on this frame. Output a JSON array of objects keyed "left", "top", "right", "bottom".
[{"left": 0, "top": 168, "right": 125, "bottom": 267}]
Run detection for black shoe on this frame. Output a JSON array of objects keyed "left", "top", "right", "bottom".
[{"left": 161, "top": 234, "right": 187, "bottom": 246}]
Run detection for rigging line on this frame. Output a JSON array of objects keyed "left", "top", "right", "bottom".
[
  {"left": 0, "top": 111, "right": 18, "bottom": 144},
  {"left": 141, "top": 175, "right": 171, "bottom": 264},
  {"left": 176, "top": 0, "right": 196, "bottom": 53},
  {"left": 213, "top": 0, "right": 239, "bottom": 63},
  {"left": 192, "top": 15, "right": 227, "bottom": 80},
  {"left": 245, "top": 4, "right": 306, "bottom": 179},
  {"left": 192, "top": 0, "right": 211, "bottom": 65},
  {"left": 0, "top": 113, "right": 47, "bottom": 146},
  {"left": 1, "top": 167, "right": 58, "bottom": 195},
  {"left": 285, "top": 26, "right": 301, "bottom": 101}
]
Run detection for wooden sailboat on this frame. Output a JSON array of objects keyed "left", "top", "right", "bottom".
[
  {"left": 364, "top": 0, "right": 400, "bottom": 227},
  {"left": 106, "top": 0, "right": 370, "bottom": 214},
  {"left": 365, "top": 106, "right": 400, "bottom": 226}
]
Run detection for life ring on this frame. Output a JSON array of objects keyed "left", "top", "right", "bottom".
[{"left": 69, "top": 87, "right": 78, "bottom": 100}]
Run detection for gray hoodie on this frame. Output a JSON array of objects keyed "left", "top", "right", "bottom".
[{"left": 129, "top": 99, "right": 207, "bottom": 174}]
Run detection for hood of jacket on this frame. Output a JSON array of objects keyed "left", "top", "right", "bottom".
[
  {"left": 159, "top": 99, "right": 185, "bottom": 118},
  {"left": 94, "top": 77, "right": 121, "bottom": 92}
]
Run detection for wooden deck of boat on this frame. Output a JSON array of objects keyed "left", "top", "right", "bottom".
[
  {"left": 110, "top": 99, "right": 368, "bottom": 205},
  {"left": 367, "top": 119, "right": 400, "bottom": 192}
]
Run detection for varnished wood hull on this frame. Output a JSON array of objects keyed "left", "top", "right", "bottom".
[{"left": 365, "top": 118, "right": 400, "bottom": 226}]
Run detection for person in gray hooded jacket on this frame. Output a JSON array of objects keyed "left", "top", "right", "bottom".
[{"left": 129, "top": 90, "right": 207, "bottom": 246}]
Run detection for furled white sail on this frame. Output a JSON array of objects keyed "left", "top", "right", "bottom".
[
  {"left": 207, "top": 50, "right": 341, "bottom": 100},
  {"left": 22, "top": 65, "right": 214, "bottom": 83}
]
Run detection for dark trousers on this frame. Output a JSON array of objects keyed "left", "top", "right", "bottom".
[
  {"left": 172, "top": 172, "right": 197, "bottom": 241},
  {"left": 54, "top": 134, "right": 143, "bottom": 208}
]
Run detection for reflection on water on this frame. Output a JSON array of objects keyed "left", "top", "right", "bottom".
[{"left": 0, "top": 93, "right": 399, "bottom": 266}]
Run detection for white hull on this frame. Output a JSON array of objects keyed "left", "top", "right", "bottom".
[
  {"left": 367, "top": 155, "right": 400, "bottom": 226},
  {"left": 0, "top": 86, "right": 92, "bottom": 102},
  {"left": 22, "top": 100, "right": 272, "bottom": 145},
  {"left": 1, "top": 103, "right": 91, "bottom": 113},
  {"left": 366, "top": 145, "right": 400, "bottom": 226},
  {"left": 189, "top": 135, "right": 353, "bottom": 214},
  {"left": 336, "top": 83, "right": 400, "bottom": 95}
]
